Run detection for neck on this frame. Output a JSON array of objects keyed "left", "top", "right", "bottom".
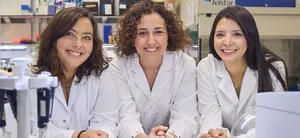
[
  {"left": 139, "top": 56, "right": 163, "bottom": 71},
  {"left": 62, "top": 67, "right": 76, "bottom": 83},
  {"left": 224, "top": 59, "right": 247, "bottom": 77}
]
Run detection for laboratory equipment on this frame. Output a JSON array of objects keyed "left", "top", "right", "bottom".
[
  {"left": 231, "top": 111, "right": 256, "bottom": 137},
  {"left": 256, "top": 92, "right": 300, "bottom": 138},
  {"left": 0, "top": 57, "right": 57, "bottom": 138}
]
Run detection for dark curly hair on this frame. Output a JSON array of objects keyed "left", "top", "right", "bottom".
[
  {"left": 114, "top": 0, "right": 190, "bottom": 57},
  {"left": 32, "top": 7, "right": 108, "bottom": 83}
]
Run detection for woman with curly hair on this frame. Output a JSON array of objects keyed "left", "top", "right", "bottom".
[
  {"left": 29, "top": 7, "right": 120, "bottom": 138},
  {"left": 111, "top": 1, "right": 198, "bottom": 138}
]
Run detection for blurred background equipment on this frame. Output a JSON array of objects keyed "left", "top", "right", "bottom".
[
  {"left": 256, "top": 92, "right": 300, "bottom": 138},
  {"left": 0, "top": 57, "right": 57, "bottom": 138}
]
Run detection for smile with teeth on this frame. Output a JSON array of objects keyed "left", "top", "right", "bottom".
[
  {"left": 145, "top": 47, "right": 158, "bottom": 52},
  {"left": 67, "top": 50, "right": 82, "bottom": 56},
  {"left": 221, "top": 49, "right": 237, "bottom": 53}
]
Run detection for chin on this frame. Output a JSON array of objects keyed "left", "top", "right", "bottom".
[
  {"left": 222, "top": 57, "right": 242, "bottom": 63},
  {"left": 67, "top": 62, "right": 83, "bottom": 68}
]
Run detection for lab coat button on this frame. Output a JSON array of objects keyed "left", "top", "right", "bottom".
[{"left": 63, "top": 120, "right": 66, "bottom": 123}]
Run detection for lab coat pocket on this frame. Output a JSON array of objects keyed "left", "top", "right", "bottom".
[
  {"left": 49, "top": 117, "right": 64, "bottom": 128},
  {"left": 78, "top": 112, "right": 92, "bottom": 130}
]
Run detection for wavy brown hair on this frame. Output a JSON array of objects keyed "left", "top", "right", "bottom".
[
  {"left": 32, "top": 7, "right": 108, "bottom": 83},
  {"left": 114, "top": 0, "right": 190, "bottom": 57}
]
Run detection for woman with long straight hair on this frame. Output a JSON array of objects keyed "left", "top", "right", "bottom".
[{"left": 197, "top": 5, "right": 287, "bottom": 138}]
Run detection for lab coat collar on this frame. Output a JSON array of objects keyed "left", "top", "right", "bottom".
[
  {"left": 130, "top": 52, "right": 174, "bottom": 99},
  {"left": 238, "top": 68, "right": 257, "bottom": 113},
  {"left": 55, "top": 76, "right": 86, "bottom": 111},
  {"left": 215, "top": 60, "right": 257, "bottom": 108},
  {"left": 216, "top": 61, "right": 239, "bottom": 106},
  {"left": 130, "top": 52, "right": 174, "bottom": 72},
  {"left": 149, "top": 52, "right": 174, "bottom": 102},
  {"left": 55, "top": 84, "right": 67, "bottom": 110}
]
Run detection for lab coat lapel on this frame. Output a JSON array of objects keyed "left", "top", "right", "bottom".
[
  {"left": 54, "top": 84, "right": 68, "bottom": 111},
  {"left": 150, "top": 52, "right": 174, "bottom": 103},
  {"left": 237, "top": 68, "right": 257, "bottom": 113},
  {"left": 67, "top": 76, "right": 86, "bottom": 110},
  {"left": 131, "top": 55, "right": 151, "bottom": 98},
  {"left": 216, "top": 61, "right": 239, "bottom": 106}
]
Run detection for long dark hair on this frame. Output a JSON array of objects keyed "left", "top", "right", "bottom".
[
  {"left": 209, "top": 6, "right": 287, "bottom": 92},
  {"left": 32, "top": 7, "right": 108, "bottom": 83}
]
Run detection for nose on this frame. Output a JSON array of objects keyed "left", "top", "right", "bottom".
[
  {"left": 73, "top": 38, "right": 83, "bottom": 48},
  {"left": 224, "top": 35, "right": 233, "bottom": 46},
  {"left": 147, "top": 33, "right": 156, "bottom": 46}
]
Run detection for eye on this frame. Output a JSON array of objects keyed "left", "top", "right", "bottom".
[
  {"left": 215, "top": 33, "right": 224, "bottom": 37},
  {"left": 233, "top": 32, "right": 243, "bottom": 37},
  {"left": 154, "top": 30, "right": 164, "bottom": 35},
  {"left": 65, "top": 31, "right": 75, "bottom": 37},
  {"left": 138, "top": 31, "right": 148, "bottom": 36},
  {"left": 83, "top": 36, "right": 92, "bottom": 40}
]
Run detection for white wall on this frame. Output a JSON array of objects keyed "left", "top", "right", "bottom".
[
  {"left": 195, "top": 0, "right": 300, "bottom": 39},
  {"left": 197, "top": 14, "right": 300, "bottom": 39}
]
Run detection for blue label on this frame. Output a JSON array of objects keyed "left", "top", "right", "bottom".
[{"left": 236, "top": 0, "right": 296, "bottom": 7}]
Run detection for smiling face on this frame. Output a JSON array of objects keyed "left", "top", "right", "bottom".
[
  {"left": 56, "top": 17, "right": 93, "bottom": 71},
  {"left": 214, "top": 18, "right": 247, "bottom": 64},
  {"left": 134, "top": 12, "right": 168, "bottom": 61}
]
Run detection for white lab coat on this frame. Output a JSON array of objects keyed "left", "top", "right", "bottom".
[
  {"left": 43, "top": 70, "right": 120, "bottom": 138},
  {"left": 197, "top": 54, "right": 286, "bottom": 135},
  {"left": 22, "top": 58, "right": 120, "bottom": 138},
  {"left": 111, "top": 51, "right": 198, "bottom": 138}
]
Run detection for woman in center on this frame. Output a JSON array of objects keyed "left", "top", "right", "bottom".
[{"left": 111, "top": 1, "right": 198, "bottom": 138}]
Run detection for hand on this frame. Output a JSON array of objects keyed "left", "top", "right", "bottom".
[
  {"left": 73, "top": 130, "right": 109, "bottom": 138},
  {"left": 204, "top": 135, "right": 229, "bottom": 138},
  {"left": 157, "top": 130, "right": 166, "bottom": 136},
  {"left": 136, "top": 133, "right": 149, "bottom": 138},
  {"left": 149, "top": 125, "right": 168, "bottom": 138},
  {"left": 215, "top": 128, "right": 229, "bottom": 138},
  {"left": 199, "top": 133, "right": 213, "bottom": 138},
  {"left": 165, "top": 132, "right": 178, "bottom": 138},
  {"left": 200, "top": 128, "right": 228, "bottom": 138}
]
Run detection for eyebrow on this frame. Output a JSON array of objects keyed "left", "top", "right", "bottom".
[
  {"left": 137, "top": 27, "right": 165, "bottom": 31},
  {"left": 154, "top": 27, "right": 164, "bottom": 30},
  {"left": 215, "top": 30, "right": 242, "bottom": 32},
  {"left": 70, "top": 29, "right": 93, "bottom": 35},
  {"left": 137, "top": 28, "right": 148, "bottom": 31},
  {"left": 82, "top": 32, "right": 93, "bottom": 35},
  {"left": 232, "top": 30, "right": 243, "bottom": 32}
]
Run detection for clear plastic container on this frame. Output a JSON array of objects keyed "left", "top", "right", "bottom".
[{"left": 231, "top": 111, "right": 256, "bottom": 136}]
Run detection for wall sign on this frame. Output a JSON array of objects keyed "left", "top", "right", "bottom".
[{"left": 204, "top": 0, "right": 235, "bottom": 6}]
